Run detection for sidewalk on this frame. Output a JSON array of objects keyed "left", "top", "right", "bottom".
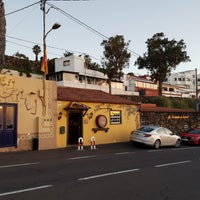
[{"left": 0, "top": 142, "right": 132, "bottom": 161}]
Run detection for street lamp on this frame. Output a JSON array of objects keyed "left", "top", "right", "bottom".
[
  {"left": 45, "top": 22, "right": 61, "bottom": 39},
  {"left": 42, "top": 22, "right": 61, "bottom": 75},
  {"left": 41, "top": 0, "right": 61, "bottom": 75},
  {"left": 41, "top": 0, "right": 61, "bottom": 116}
]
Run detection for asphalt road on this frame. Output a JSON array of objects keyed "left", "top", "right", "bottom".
[{"left": 0, "top": 143, "right": 200, "bottom": 200}]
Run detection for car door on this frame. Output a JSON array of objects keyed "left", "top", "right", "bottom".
[
  {"left": 156, "top": 127, "right": 171, "bottom": 146},
  {"left": 164, "top": 128, "right": 176, "bottom": 145}
]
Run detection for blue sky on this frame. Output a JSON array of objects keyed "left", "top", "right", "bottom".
[{"left": 4, "top": 0, "right": 200, "bottom": 75}]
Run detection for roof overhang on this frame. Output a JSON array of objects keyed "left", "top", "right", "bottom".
[{"left": 64, "top": 101, "right": 90, "bottom": 111}]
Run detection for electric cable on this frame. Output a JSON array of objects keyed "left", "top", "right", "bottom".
[{"left": 4, "top": 1, "right": 41, "bottom": 17}]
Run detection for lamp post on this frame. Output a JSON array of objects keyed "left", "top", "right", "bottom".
[
  {"left": 41, "top": 0, "right": 61, "bottom": 75},
  {"left": 42, "top": 22, "right": 61, "bottom": 75},
  {"left": 41, "top": 0, "right": 61, "bottom": 116}
]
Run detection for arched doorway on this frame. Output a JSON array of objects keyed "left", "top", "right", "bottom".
[
  {"left": 68, "top": 111, "right": 83, "bottom": 145},
  {"left": 65, "top": 102, "right": 90, "bottom": 145}
]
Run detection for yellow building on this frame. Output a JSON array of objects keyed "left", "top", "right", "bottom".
[
  {"left": 57, "top": 86, "right": 140, "bottom": 148},
  {"left": 0, "top": 74, "right": 140, "bottom": 152},
  {"left": 0, "top": 74, "right": 57, "bottom": 152}
]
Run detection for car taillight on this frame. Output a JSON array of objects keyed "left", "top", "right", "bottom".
[
  {"left": 144, "top": 134, "right": 151, "bottom": 137},
  {"left": 130, "top": 132, "right": 134, "bottom": 135}
]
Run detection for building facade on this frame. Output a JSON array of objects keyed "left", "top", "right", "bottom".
[
  {"left": 47, "top": 55, "right": 139, "bottom": 96},
  {"left": 0, "top": 74, "right": 57, "bottom": 152},
  {"left": 56, "top": 87, "right": 140, "bottom": 148}
]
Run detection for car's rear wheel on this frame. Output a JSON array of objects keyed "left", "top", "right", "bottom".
[
  {"left": 154, "top": 140, "right": 161, "bottom": 149},
  {"left": 175, "top": 139, "right": 181, "bottom": 148}
]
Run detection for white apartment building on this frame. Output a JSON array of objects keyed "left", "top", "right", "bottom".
[
  {"left": 164, "top": 69, "right": 200, "bottom": 98},
  {"left": 47, "top": 55, "right": 139, "bottom": 96}
]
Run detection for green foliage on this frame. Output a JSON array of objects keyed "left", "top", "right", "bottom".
[
  {"left": 135, "top": 32, "right": 190, "bottom": 96},
  {"left": 150, "top": 96, "right": 171, "bottom": 107},
  {"left": 32, "top": 45, "right": 41, "bottom": 61},
  {"left": 84, "top": 54, "right": 101, "bottom": 71},
  {"left": 13, "top": 52, "right": 29, "bottom": 60},
  {"left": 101, "top": 35, "right": 131, "bottom": 93},
  {"left": 147, "top": 96, "right": 195, "bottom": 109},
  {"left": 63, "top": 51, "right": 73, "bottom": 57}
]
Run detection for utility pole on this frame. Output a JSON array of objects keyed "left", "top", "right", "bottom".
[
  {"left": 195, "top": 68, "right": 198, "bottom": 99},
  {"left": 195, "top": 68, "right": 199, "bottom": 111}
]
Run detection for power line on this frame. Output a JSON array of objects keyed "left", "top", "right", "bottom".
[
  {"left": 46, "top": 1, "right": 141, "bottom": 57},
  {"left": 47, "top": 1, "right": 108, "bottom": 40},
  {"left": 48, "top": 0, "right": 91, "bottom": 1},
  {"left": 4, "top": 0, "right": 140, "bottom": 60},
  {"left": 4, "top": 1, "right": 41, "bottom": 17},
  {"left": 6, "top": 35, "right": 101, "bottom": 61}
]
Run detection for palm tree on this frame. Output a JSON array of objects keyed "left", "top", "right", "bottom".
[
  {"left": 32, "top": 45, "right": 41, "bottom": 61},
  {"left": 0, "top": 1, "right": 6, "bottom": 69}
]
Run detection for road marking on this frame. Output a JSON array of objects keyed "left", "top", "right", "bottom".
[
  {"left": 0, "top": 185, "right": 53, "bottom": 197},
  {"left": 155, "top": 160, "right": 191, "bottom": 168},
  {"left": 78, "top": 168, "right": 140, "bottom": 181},
  {"left": 148, "top": 150, "right": 163, "bottom": 152},
  {"left": 115, "top": 152, "right": 135, "bottom": 155},
  {"left": 67, "top": 155, "right": 96, "bottom": 160},
  {"left": 174, "top": 147, "right": 200, "bottom": 150},
  {"left": 0, "top": 162, "right": 40, "bottom": 169}
]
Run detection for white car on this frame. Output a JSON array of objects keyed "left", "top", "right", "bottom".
[{"left": 130, "top": 126, "right": 181, "bottom": 149}]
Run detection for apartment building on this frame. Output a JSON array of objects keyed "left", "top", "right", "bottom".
[
  {"left": 164, "top": 69, "right": 200, "bottom": 98},
  {"left": 47, "top": 55, "right": 138, "bottom": 96}
]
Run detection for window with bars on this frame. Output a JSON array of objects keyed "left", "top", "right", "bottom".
[{"left": 110, "top": 110, "right": 122, "bottom": 124}]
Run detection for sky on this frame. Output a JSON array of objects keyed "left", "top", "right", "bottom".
[{"left": 3, "top": 0, "right": 200, "bottom": 75}]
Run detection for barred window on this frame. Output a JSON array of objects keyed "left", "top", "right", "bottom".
[{"left": 110, "top": 110, "right": 121, "bottom": 124}]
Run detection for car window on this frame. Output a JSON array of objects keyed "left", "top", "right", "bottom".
[
  {"left": 188, "top": 129, "right": 200, "bottom": 134},
  {"left": 165, "top": 128, "right": 173, "bottom": 135},
  {"left": 139, "top": 127, "right": 154, "bottom": 132},
  {"left": 156, "top": 127, "right": 172, "bottom": 135},
  {"left": 156, "top": 128, "right": 165, "bottom": 134}
]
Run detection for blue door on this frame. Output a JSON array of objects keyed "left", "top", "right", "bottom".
[{"left": 0, "top": 104, "right": 17, "bottom": 148}]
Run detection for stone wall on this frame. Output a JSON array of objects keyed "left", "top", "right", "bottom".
[{"left": 141, "top": 111, "right": 200, "bottom": 135}]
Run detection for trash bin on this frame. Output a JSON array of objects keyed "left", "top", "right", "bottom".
[{"left": 33, "top": 138, "right": 38, "bottom": 150}]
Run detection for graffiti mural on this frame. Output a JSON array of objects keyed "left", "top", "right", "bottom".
[{"left": 0, "top": 76, "right": 41, "bottom": 115}]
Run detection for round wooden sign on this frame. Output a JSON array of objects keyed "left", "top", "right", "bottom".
[{"left": 96, "top": 115, "right": 107, "bottom": 128}]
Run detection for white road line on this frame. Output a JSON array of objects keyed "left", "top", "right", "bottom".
[
  {"left": 115, "top": 152, "right": 135, "bottom": 155},
  {"left": 0, "top": 162, "right": 40, "bottom": 169},
  {"left": 67, "top": 155, "right": 96, "bottom": 160},
  {"left": 78, "top": 168, "right": 140, "bottom": 181},
  {"left": 155, "top": 160, "right": 191, "bottom": 168},
  {"left": 174, "top": 147, "right": 200, "bottom": 150},
  {"left": 0, "top": 185, "right": 53, "bottom": 197},
  {"left": 148, "top": 150, "right": 163, "bottom": 152}
]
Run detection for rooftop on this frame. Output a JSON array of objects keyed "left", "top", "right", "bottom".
[{"left": 57, "top": 86, "right": 139, "bottom": 105}]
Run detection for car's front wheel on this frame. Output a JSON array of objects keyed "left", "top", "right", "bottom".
[
  {"left": 154, "top": 140, "right": 161, "bottom": 149},
  {"left": 175, "top": 139, "right": 181, "bottom": 148}
]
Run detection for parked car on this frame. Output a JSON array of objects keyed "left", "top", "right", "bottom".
[
  {"left": 130, "top": 126, "right": 181, "bottom": 149},
  {"left": 180, "top": 128, "right": 200, "bottom": 145}
]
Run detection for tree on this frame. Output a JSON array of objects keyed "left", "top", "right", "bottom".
[
  {"left": 135, "top": 32, "right": 190, "bottom": 96},
  {"left": 32, "top": 45, "right": 41, "bottom": 61},
  {"left": 63, "top": 51, "right": 73, "bottom": 57},
  {"left": 84, "top": 54, "right": 101, "bottom": 71},
  {"left": 0, "top": 1, "right": 6, "bottom": 69},
  {"left": 14, "top": 52, "right": 29, "bottom": 60},
  {"left": 101, "top": 35, "right": 131, "bottom": 94}
]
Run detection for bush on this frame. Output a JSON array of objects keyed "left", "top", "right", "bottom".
[{"left": 144, "top": 96, "right": 195, "bottom": 109}]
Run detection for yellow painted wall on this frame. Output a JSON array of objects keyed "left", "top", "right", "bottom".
[
  {"left": 56, "top": 101, "right": 140, "bottom": 148},
  {"left": 0, "top": 75, "right": 57, "bottom": 151}
]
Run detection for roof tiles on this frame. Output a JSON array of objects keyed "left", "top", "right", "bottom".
[{"left": 57, "top": 86, "right": 138, "bottom": 105}]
